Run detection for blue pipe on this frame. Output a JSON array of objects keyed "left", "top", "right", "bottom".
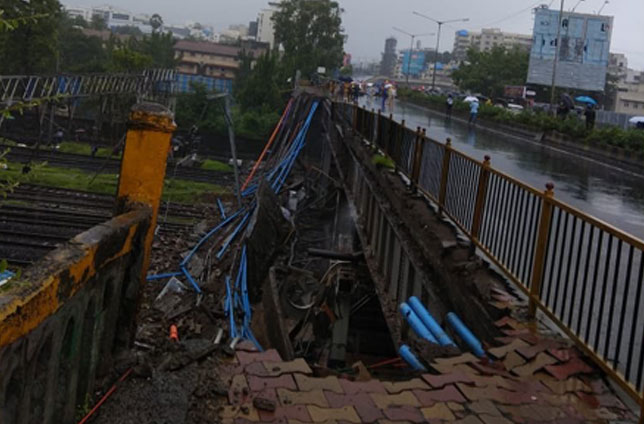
[
  {"left": 146, "top": 272, "right": 182, "bottom": 281},
  {"left": 408, "top": 296, "right": 455, "bottom": 347},
  {"left": 180, "top": 266, "right": 203, "bottom": 294},
  {"left": 217, "top": 198, "right": 226, "bottom": 218},
  {"left": 225, "top": 276, "right": 237, "bottom": 338},
  {"left": 446, "top": 312, "right": 485, "bottom": 358},
  {"left": 216, "top": 211, "right": 251, "bottom": 260},
  {"left": 180, "top": 208, "right": 244, "bottom": 267},
  {"left": 399, "top": 344, "right": 426, "bottom": 371},
  {"left": 399, "top": 302, "right": 438, "bottom": 344}
]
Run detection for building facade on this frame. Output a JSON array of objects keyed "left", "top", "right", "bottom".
[
  {"left": 453, "top": 28, "right": 532, "bottom": 61},
  {"left": 174, "top": 40, "right": 269, "bottom": 93},
  {"left": 380, "top": 37, "right": 398, "bottom": 77}
]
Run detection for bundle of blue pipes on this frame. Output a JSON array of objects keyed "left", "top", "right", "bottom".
[{"left": 146, "top": 98, "right": 321, "bottom": 351}]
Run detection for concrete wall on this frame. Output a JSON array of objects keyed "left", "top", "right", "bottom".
[{"left": 0, "top": 208, "right": 150, "bottom": 424}]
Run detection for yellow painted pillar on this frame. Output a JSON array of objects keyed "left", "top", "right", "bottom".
[{"left": 116, "top": 102, "right": 176, "bottom": 279}]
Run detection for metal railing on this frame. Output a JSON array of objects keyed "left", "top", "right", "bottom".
[{"left": 337, "top": 101, "right": 644, "bottom": 412}]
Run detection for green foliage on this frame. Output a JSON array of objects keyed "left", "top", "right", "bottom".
[
  {"left": 340, "top": 64, "right": 353, "bottom": 77},
  {"left": 452, "top": 46, "right": 529, "bottom": 98},
  {"left": 200, "top": 159, "right": 233, "bottom": 172},
  {"left": 109, "top": 47, "right": 153, "bottom": 72},
  {"left": 272, "top": 0, "right": 345, "bottom": 77},
  {"left": 57, "top": 141, "right": 118, "bottom": 158},
  {"left": 89, "top": 14, "right": 107, "bottom": 30},
  {"left": 235, "top": 50, "right": 284, "bottom": 113},
  {"left": 371, "top": 154, "right": 395, "bottom": 170}
]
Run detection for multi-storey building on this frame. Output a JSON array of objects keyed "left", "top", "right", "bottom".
[
  {"left": 380, "top": 37, "right": 398, "bottom": 77},
  {"left": 453, "top": 28, "right": 532, "bottom": 61}
]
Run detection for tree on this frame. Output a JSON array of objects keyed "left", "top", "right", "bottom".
[
  {"left": 109, "top": 47, "right": 152, "bottom": 72},
  {"left": 235, "top": 50, "right": 283, "bottom": 113},
  {"left": 58, "top": 13, "right": 109, "bottom": 72},
  {"left": 272, "top": 0, "right": 345, "bottom": 78},
  {"left": 0, "top": 0, "right": 62, "bottom": 74},
  {"left": 135, "top": 31, "right": 176, "bottom": 68},
  {"left": 89, "top": 14, "right": 107, "bottom": 30},
  {"left": 150, "top": 13, "right": 163, "bottom": 32},
  {"left": 451, "top": 46, "right": 529, "bottom": 98}
]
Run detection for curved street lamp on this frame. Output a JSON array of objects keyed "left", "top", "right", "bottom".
[{"left": 392, "top": 27, "right": 435, "bottom": 87}]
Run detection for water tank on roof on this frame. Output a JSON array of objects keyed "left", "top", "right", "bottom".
[{"left": 457, "top": 30, "right": 469, "bottom": 36}]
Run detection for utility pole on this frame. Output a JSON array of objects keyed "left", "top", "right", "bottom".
[
  {"left": 549, "top": 0, "right": 565, "bottom": 114},
  {"left": 392, "top": 27, "right": 434, "bottom": 87},
  {"left": 413, "top": 12, "right": 469, "bottom": 92}
]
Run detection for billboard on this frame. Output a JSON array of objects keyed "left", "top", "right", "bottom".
[
  {"left": 527, "top": 7, "right": 613, "bottom": 92},
  {"left": 401, "top": 50, "right": 426, "bottom": 78}
]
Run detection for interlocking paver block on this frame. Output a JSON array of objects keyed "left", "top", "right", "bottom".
[
  {"left": 421, "top": 403, "right": 456, "bottom": 421},
  {"left": 383, "top": 405, "right": 425, "bottom": 423},
  {"left": 295, "top": 374, "right": 343, "bottom": 393},
  {"left": 370, "top": 391, "right": 421, "bottom": 409},
  {"left": 452, "top": 416, "right": 484, "bottom": 424},
  {"left": 502, "top": 351, "right": 526, "bottom": 371},
  {"left": 219, "top": 404, "right": 260, "bottom": 421},
  {"left": 245, "top": 362, "right": 269, "bottom": 376},
  {"left": 499, "top": 404, "right": 565, "bottom": 421},
  {"left": 237, "top": 349, "right": 282, "bottom": 366},
  {"left": 256, "top": 359, "right": 313, "bottom": 377},
  {"left": 382, "top": 378, "right": 429, "bottom": 393},
  {"left": 516, "top": 340, "right": 561, "bottom": 360},
  {"left": 541, "top": 378, "right": 591, "bottom": 395},
  {"left": 448, "top": 402, "right": 464, "bottom": 412},
  {"left": 488, "top": 339, "right": 529, "bottom": 359},
  {"left": 288, "top": 420, "right": 336, "bottom": 424},
  {"left": 544, "top": 357, "right": 593, "bottom": 380},
  {"left": 277, "top": 388, "right": 329, "bottom": 407},
  {"left": 433, "top": 353, "right": 479, "bottom": 367},
  {"left": 413, "top": 385, "right": 466, "bottom": 405},
  {"left": 248, "top": 375, "right": 297, "bottom": 392},
  {"left": 456, "top": 384, "right": 533, "bottom": 405},
  {"left": 236, "top": 340, "right": 260, "bottom": 352},
  {"left": 307, "top": 405, "right": 361, "bottom": 423},
  {"left": 422, "top": 371, "right": 475, "bottom": 388},
  {"left": 479, "top": 415, "right": 514, "bottom": 424},
  {"left": 469, "top": 363, "right": 515, "bottom": 379},
  {"left": 577, "top": 392, "right": 627, "bottom": 410},
  {"left": 259, "top": 405, "right": 311, "bottom": 422},
  {"left": 512, "top": 352, "right": 557, "bottom": 377},
  {"left": 325, "top": 391, "right": 384, "bottom": 422},
  {"left": 468, "top": 400, "right": 501, "bottom": 416},
  {"left": 547, "top": 347, "right": 578, "bottom": 362},
  {"left": 339, "top": 378, "right": 387, "bottom": 394}
]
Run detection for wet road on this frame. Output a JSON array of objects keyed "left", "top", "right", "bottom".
[{"left": 360, "top": 98, "right": 644, "bottom": 239}]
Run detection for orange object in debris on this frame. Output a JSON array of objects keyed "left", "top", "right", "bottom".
[{"left": 169, "top": 324, "right": 179, "bottom": 341}]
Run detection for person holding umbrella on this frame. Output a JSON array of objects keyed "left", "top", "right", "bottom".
[{"left": 584, "top": 103, "right": 596, "bottom": 130}]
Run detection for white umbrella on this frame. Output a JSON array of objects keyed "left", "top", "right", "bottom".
[
  {"left": 629, "top": 116, "right": 644, "bottom": 124},
  {"left": 464, "top": 96, "right": 479, "bottom": 103}
]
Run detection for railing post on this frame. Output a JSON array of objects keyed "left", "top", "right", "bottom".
[
  {"left": 411, "top": 128, "right": 425, "bottom": 190},
  {"left": 438, "top": 138, "right": 453, "bottom": 212},
  {"left": 387, "top": 113, "right": 395, "bottom": 156},
  {"left": 377, "top": 109, "right": 382, "bottom": 147},
  {"left": 529, "top": 182, "right": 555, "bottom": 318},
  {"left": 116, "top": 102, "right": 176, "bottom": 280},
  {"left": 352, "top": 103, "right": 358, "bottom": 131},
  {"left": 470, "top": 155, "right": 491, "bottom": 246}
]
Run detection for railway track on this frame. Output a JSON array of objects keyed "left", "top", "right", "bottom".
[{"left": 1, "top": 184, "right": 212, "bottom": 266}]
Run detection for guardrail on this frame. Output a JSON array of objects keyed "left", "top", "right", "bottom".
[{"left": 336, "top": 101, "right": 644, "bottom": 414}]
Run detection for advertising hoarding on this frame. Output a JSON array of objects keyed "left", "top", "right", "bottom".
[{"left": 401, "top": 50, "right": 426, "bottom": 78}]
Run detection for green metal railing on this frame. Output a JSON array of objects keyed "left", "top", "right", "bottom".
[{"left": 337, "top": 101, "right": 644, "bottom": 415}]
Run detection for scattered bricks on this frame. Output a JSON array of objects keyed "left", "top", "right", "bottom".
[
  {"left": 421, "top": 403, "right": 456, "bottom": 421},
  {"left": 258, "top": 359, "right": 312, "bottom": 377},
  {"left": 413, "top": 385, "right": 466, "bottom": 405},
  {"left": 306, "top": 405, "right": 361, "bottom": 423},
  {"left": 237, "top": 349, "right": 282, "bottom": 366},
  {"left": 512, "top": 352, "right": 557, "bottom": 377},
  {"left": 502, "top": 351, "right": 526, "bottom": 371},
  {"left": 325, "top": 392, "right": 383, "bottom": 422},
  {"left": 229, "top": 374, "right": 250, "bottom": 404},
  {"left": 468, "top": 400, "right": 501, "bottom": 416},
  {"left": 541, "top": 378, "right": 592, "bottom": 395},
  {"left": 253, "top": 396, "right": 277, "bottom": 412},
  {"left": 248, "top": 375, "right": 297, "bottom": 392},
  {"left": 278, "top": 388, "right": 329, "bottom": 407},
  {"left": 382, "top": 378, "right": 429, "bottom": 393},
  {"left": 383, "top": 405, "right": 426, "bottom": 423},
  {"left": 516, "top": 340, "right": 562, "bottom": 360},
  {"left": 488, "top": 339, "right": 529, "bottom": 359},
  {"left": 294, "top": 374, "right": 343, "bottom": 393},
  {"left": 259, "top": 405, "right": 311, "bottom": 422},
  {"left": 370, "top": 391, "right": 421, "bottom": 409},
  {"left": 422, "top": 371, "right": 475, "bottom": 389},
  {"left": 339, "top": 378, "right": 387, "bottom": 394},
  {"left": 544, "top": 357, "right": 593, "bottom": 380}
]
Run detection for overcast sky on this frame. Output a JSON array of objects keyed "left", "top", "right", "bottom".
[{"left": 62, "top": 0, "right": 644, "bottom": 70}]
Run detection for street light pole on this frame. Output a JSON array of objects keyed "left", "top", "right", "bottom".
[
  {"left": 413, "top": 11, "right": 469, "bottom": 92},
  {"left": 549, "top": 0, "right": 565, "bottom": 114},
  {"left": 392, "top": 27, "right": 435, "bottom": 88}
]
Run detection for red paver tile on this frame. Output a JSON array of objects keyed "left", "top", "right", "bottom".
[
  {"left": 501, "top": 329, "right": 540, "bottom": 345},
  {"left": 576, "top": 392, "right": 626, "bottom": 410},
  {"left": 245, "top": 362, "right": 269, "bottom": 376},
  {"left": 325, "top": 391, "right": 384, "bottom": 423},
  {"left": 248, "top": 375, "right": 297, "bottom": 392},
  {"left": 512, "top": 353, "right": 557, "bottom": 377},
  {"left": 456, "top": 384, "right": 534, "bottom": 405},
  {"left": 540, "top": 378, "right": 591, "bottom": 395},
  {"left": 339, "top": 378, "right": 387, "bottom": 394},
  {"left": 295, "top": 374, "right": 343, "bottom": 393},
  {"left": 479, "top": 415, "right": 514, "bottom": 424},
  {"left": 249, "top": 359, "right": 313, "bottom": 377},
  {"left": 497, "top": 378, "right": 549, "bottom": 394},
  {"left": 488, "top": 339, "right": 530, "bottom": 359},
  {"left": 469, "top": 362, "right": 515, "bottom": 378},
  {"left": 546, "top": 347, "right": 578, "bottom": 362},
  {"left": 237, "top": 349, "right": 282, "bottom": 366},
  {"left": 413, "top": 385, "right": 466, "bottom": 405},
  {"left": 219, "top": 404, "right": 260, "bottom": 421},
  {"left": 277, "top": 388, "right": 328, "bottom": 407},
  {"left": 516, "top": 340, "right": 562, "bottom": 360},
  {"left": 229, "top": 374, "right": 250, "bottom": 404},
  {"left": 370, "top": 391, "right": 420, "bottom": 409},
  {"left": 433, "top": 353, "right": 479, "bottom": 367},
  {"left": 236, "top": 340, "right": 260, "bottom": 352},
  {"left": 498, "top": 404, "right": 565, "bottom": 421},
  {"left": 453, "top": 416, "right": 484, "bottom": 424},
  {"left": 421, "top": 403, "right": 456, "bottom": 421},
  {"left": 468, "top": 400, "right": 501, "bottom": 416},
  {"left": 422, "top": 371, "right": 475, "bottom": 388},
  {"left": 502, "top": 351, "right": 526, "bottom": 371},
  {"left": 258, "top": 405, "right": 311, "bottom": 422},
  {"left": 306, "top": 405, "right": 361, "bottom": 423},
  {"left": 383, "top": 406, "right": 425, "bottom": 423},
  {"left": 544, "top": 357, "right": 593, "bottom": 380},
  {"left": 382, "top": 378, "right": 429, "bottom": 393}
]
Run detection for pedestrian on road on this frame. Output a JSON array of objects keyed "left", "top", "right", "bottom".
[
  {"left": 584, "top": 104, "right": 596, "bottom": 130},
  {"left": 445, "top": 94, "right": 454, "bottom": 118},
  {"left": 381, "top": 84, "right": 388, "bottom": 111},
  {"left": 468, "top": 99, "right": 479, "bottom": 125}
]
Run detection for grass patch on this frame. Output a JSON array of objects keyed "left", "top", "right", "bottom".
[
  {"left": 1, "top": 162, "right": 226, "bottom": 204},
  {"left": 371, "top": 154, "right": 395, "bottom": 170},
  {"left": 200, "top": 159, "right": 232, "bottom": 172},
  {"left": 57, "top": 141, "right": 119, "bottom": 158}
]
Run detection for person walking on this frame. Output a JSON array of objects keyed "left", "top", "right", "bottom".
[
  {"left": 584, "top": 104, "right": 596, "bottom": 130},
  {"left": 468, "top": 99, "right": 479, "bottom": 125},
  {"left": 445, "top": 94, "right": 454, "bottom": 118}
]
